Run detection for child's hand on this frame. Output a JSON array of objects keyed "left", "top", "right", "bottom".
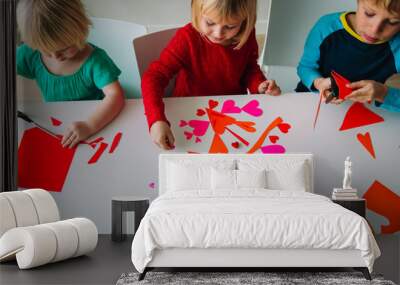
[
  {"left": 150, "top": 121, "right": 175, "bottom": 150},
  {"left": 346, "top": 80, "right": 388, "bottom": 103},
  {"left": 62, "top": 121, "right": 94, "bottom": 148},
  {"left": 258, "top": 80, "right": 281, "bottom": 96},
  {"left": 314, "top": 77, "right": 343, "bottom": 105}
]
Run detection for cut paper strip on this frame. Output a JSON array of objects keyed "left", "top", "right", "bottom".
[
  {"left": 88, "top": 137, "right": 104, "bottom": 146},
  {"left": 339, "top": 103, "right": 384, "bottom": 131},
  {"left": 221, "top": 100, "right": 241, "bottom": 114},
  {"left": 234, "top": 121, "right": 256, "bottom": 133},
  {"left": 18, "top": 127, "right": 77, "bottom": 192},
  {"left": 109, "top": 132, "right": 123, "bottom": 154},
  {"left": 241, "top": 100, "right": 263, "bottom": 117},
  {"left": 209, "top": 134, "right": 228, "bottom": 153},
  {"left": 88, "top": 142, "right": 108, "bottom": 164},
  {"left": 261, "top": 144, "right": 286, "bottom": 154},
  {"left": 248, "top": 117, "right": 283, "bottom": 154},
  {"left": 226, "top": 127, "right": 249, "bottom": 146},
  {"left": 187, "top": 150, "right": 200, "bottom": 154},
  {"left": 50, "top": 117, "right": 62, "bottom": 126},
  {"left": 313, "top": 92, "right": 323, "bottom": 129},
  {"left": 363, "top": 180, "right": 400, "bottom": 234},
  {"left": 188, "top": 120, "right": 210, "bottom": 137},
  {"left": 356, "top": 132, "right": 376, "bottom": 159},
  {"left": 269, "top": 135, "right": 279, "bottom": 144}
]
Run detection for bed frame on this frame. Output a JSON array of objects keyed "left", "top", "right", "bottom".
[{"left": 139, "top": 154, "right": 371, "bottom": 281}]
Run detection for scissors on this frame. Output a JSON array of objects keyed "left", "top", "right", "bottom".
[
  {"left": 17, "top": 110, "right": 60, "bottom": 139},
  {"left": 325, "top": 71, "right": 353, "bottom": 104}
]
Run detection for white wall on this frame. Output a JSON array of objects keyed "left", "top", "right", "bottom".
[
  {"left": 82, "top": 0, "right": 271, "bottom": 33},
  {"left": 262, "top": 0, "right": 356, "bottom": 67}
]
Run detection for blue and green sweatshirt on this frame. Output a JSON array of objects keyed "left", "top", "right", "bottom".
[{"left": 296, "top": 12, "right": 400, "bottom": 112}]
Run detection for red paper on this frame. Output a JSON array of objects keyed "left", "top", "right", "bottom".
[
  {"left": 88, "top": 142, "right": 108, "bottom": 164},
  {"left": 18, "top": 127, "right": 77, "bottom": 192},
  {"left": 331, "top": 70, "right": 352, "bottom": 100},
  {"left": 356, "top": 132, "right": 376, "bottom": 159},
  {"left": 109, "top": 132, "right": 122, "bottom": 154},
  {"left": 363, "top": 181, "right": 400, "bottom": 234},
  {"left": 50, "top": 117, "right": 62, "bottom": 126},
  {"left": 339, "top": 103, "right": 384, "bottom": 131}
]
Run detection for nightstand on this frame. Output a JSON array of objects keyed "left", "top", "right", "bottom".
[
  {"left": 332, "top": 198, "right": 366, "bottom": 218},
  {"left": 112, "top": 196, "right": 149, "bottom": 242}
]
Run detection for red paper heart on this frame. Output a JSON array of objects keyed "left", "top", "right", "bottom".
[
  {"left": 184, "top": 131, "right": 193, "bottom": 140},
  {"left": 179, "top": 120, "right": 187, "bottom": 127},
  {"left": 277, "top": 123, "right": 291, "bottom": 133},
  {"left": 208, "top": 99, "right": 219, "bottom": 109},
  {"left": 356, "top": 132, "right": 376, "bottom": 159},
  {"left": 269, "top": 135, "right": 279, "bottom": 144},
  {"left": 196, "top": 109, "right": 206, "bottom": 116},
  {"left": 231, "top": 142, "right": 240, "bottom": 149},
  {"left": 195, "top": 137, "right": 202, "bottom": 143}
]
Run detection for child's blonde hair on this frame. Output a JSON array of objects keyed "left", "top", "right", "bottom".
[
  {"left": 191, "top": 0, "right": 257, "bottom": 49},
  {"left": 362, "top": 0, "right": 400, "bottom": 14},
  {"left": 17, "top": 0, "right": 91, "bottom": 54}
]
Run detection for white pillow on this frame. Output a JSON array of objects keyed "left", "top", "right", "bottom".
[
  {"left": 237, "top": 159, "right": 309, "bottom": 191},
  {"left": 211, "top": 168, "right": 267, "bottom": 190},
  {"left": 167, "top": 160, "right": 235, "bottom": 191},
  {"left": 211, "top": 168, "right": 236, "bottom": 190},
  {"left": 237, "top": 169, "right": 267, "bottom": 189}
]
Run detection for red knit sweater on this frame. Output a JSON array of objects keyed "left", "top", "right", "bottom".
[{"left": 141, "top": 23, "right": 266, "bottom": 128}]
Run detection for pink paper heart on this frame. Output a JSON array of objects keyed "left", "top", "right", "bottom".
[
  {"left": 179, "top": 120, "right": 188, "bottom": 127},
  {"left": 188, "top": 120, "right": 210, "bottom": 137},
  {"left": 242, "top": 100, "right": 263, "bottom": 117},
  {"left": 221, "top": 100, "right": 241, "bottom": 114},
  {"left": 148, "top": 182, "right": 155, "bottom": 189},
  {"left": 184, "top": 131, "right": 193, "bottom": 140},
  {"left": 261, "top": 144, "right": 286, "bottom": 154}
]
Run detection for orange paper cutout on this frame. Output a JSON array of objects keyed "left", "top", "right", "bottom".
[
  {"left": 356, "top": 132, "right": 376, "bottom": 159},
  {"left": 248, "top": 117, "right": 283, "bottom": 154},
  {"left": 339, "top": 103, "right": 384, "bottom": 131},
  {"left": 209, "top": 134, "right": 228, "bottom": 153},
  {"left": 313, "top": 92, "right": 323, "bottom": 129},
  {"left": 363, "top": 180, "right": 400, "bottom": 234}
]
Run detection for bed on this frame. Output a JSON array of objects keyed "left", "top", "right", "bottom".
[{"left": 131, "top": 154, "right": 380, "bottom": 280}]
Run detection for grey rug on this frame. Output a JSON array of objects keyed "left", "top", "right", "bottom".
[{"left": 116, "top": 271, "right": 396, "bottom": 285}]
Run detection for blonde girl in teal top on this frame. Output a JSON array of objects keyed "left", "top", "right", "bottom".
[{"left": 16, "top": 0, "right": 125, "bottom": 148}]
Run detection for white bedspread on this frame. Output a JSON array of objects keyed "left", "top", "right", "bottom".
[{"left": 131, "top": 190, "right": 380, "bottom": 272}]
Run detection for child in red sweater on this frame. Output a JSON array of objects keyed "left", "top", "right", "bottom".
[{"left": 142, "top": 0, "right": 281, "bottom": 150}]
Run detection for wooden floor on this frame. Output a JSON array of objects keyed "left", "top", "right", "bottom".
[{"left": 1, "top": 234, "right": 398, "bottom": 285}]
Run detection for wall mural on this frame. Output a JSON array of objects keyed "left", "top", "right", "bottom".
[
  {"left": 179, "top": 99, "right": 292, "bottom": 154},
  {"left": 17, "top": 94, "right": 400, "bottom": 234},
  {"left": 18, "top": 115, "right": 123, "bottom": 192}
]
